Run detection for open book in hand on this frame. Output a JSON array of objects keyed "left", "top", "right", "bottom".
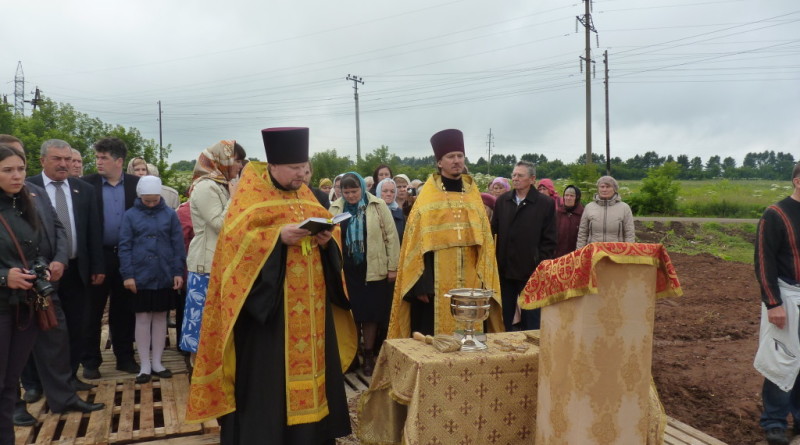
[{"left": 298, "top": 212, "right": 352, "bottom": 235}]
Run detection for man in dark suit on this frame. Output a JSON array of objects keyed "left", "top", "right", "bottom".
[
  {"left": 81, "top": 137, "right": 141, "bottom": 378},
  {"left": 26, "top": 139, "right": 105, "bottom": 382}
]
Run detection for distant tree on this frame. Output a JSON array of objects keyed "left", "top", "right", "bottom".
[
  {"left": 520, "top": 153, "right": 548, "bottom": 165},
  {"left": 688, "top": 156, "right": 705, "bottom": 179},
  {"left": 705, "top": 155, "right": 722, "bottom": 178},
  {"left": 721, "top": 157, "right": 738, "bottom": 178},
  {"left": 310, "top": 149, "right": 353, "bottom": 184},
  {"left": 171, "top": 159, "right": 196, "bottom": 171}
]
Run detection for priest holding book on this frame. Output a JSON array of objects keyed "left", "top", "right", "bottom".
[{"left": 185, "top": 127, "right": 357, "bottom": 445}]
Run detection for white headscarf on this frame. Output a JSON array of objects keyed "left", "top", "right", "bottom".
[{"left": 376, "top": 178, "right": 399, "bottom": 210}]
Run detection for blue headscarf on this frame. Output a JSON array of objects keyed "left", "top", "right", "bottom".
[
  {"left": 341, "top": 172, "right": 368, "bottom": 265},
  {"left": 376, "top": 178, "right": 399, "bottom": 210}
]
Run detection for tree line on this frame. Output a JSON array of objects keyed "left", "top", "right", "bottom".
[{"left": 3, "top": 98, "right": 793, "bottom": 188}]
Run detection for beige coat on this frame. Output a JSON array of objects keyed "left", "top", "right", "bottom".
[
  {"left": 330, "top": 194, "right": 400, "bottom": 282},
  {"left": 186, "top": 179, "right": 230, "bottom": 274},
  {"left": 576, "top": 193, "right": 635, "bottom": 248}
]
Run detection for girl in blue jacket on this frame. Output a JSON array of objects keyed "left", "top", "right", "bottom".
[{"left": 119, "top": 176, "right": 185, "bottom": 384}]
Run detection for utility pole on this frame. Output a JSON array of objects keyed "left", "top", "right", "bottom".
[
  {"left": 345, "top": 74, "right": 364, "bottom": 162},
  {"left": 157, "top": 100, "right": 163, "bottom": 163},
  {"left": 14, "top": 61, "right": 25, "bottom": 115},
  {"left": 577, "top": 0, "right": 598, "bottom": 165},
  {"left": 603, "top": 50, "right": 611, "bottom": 175},
  {"left": 486, "top": 128, "right": 494, "bottom": 174},
  {"left": 26, "top": 87, "right": 42, "bottom": 112}
]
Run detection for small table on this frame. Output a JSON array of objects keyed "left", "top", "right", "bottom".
[{"left": 357, "top": 331, "right": 539, "bottom": 445}]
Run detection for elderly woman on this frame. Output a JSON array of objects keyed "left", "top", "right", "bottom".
[
  {"left": 489, "top": 177, "right": 510, "bottom": 198},
  {"left": 330, "top": 172, "right": 400, "bottom": 376},
  {"left": 576, "top": 176, "right": 635, "bottom": 248},
  {"left": 0, "top": 144, "right": 43, "bottom": 442},
  {"left": 555, "top": 185, "right": 584, "bottom": 257},
  {"left": 330, "top": 174, "right": 344, "bottom": 202},
  {"left": 376, "top": 178, "right": 405, "bottom": 244},
  {"left": 318, "top": 178, "right": 332, "bottom": 196},
  {"left": 179, "top": 141, "right": 245, "bottom": 362}
]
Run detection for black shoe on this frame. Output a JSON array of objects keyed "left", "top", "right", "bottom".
[
  {"left": 13, "top": 406, "right": 36, "bottom": 426},
  {"left": 72, "top": 379, "right": 97, "bottom": 391},
  {"left": 82, "top": 367, "right": 101, "bottom": 380},
  {"left": 116, "top": 361, "right": 140, "bottom": 374},
  {"left": 135, "top": 373, "right": 152, "bottom": 384},
  {"left": 58, "top": 398, "right": 105, "bottom": 414},
  {"left": 22, "top": 388, "right": 43, "bottom": 404},
  {"left": 153, "top": 369, "right": 173, "bottom": 379},
  {"left": 766, "top": 427, "right": 789, "bottom": 445}
]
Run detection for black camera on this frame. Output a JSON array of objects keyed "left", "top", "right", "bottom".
[{"left": 29, "top": 259, "right": 55, "bottom": 297}]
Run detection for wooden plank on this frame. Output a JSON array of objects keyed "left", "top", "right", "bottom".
[
  {"left": 172, "top": 376, "right": 201, "bottom": 434},
  {"left": 159, "top": 378, "right": 179, "bottom": 435},
  {"left": 139, "top": 378, "right": 155, "bottom": 440},
  {"left": 667, "top": 416, "right": 728, "bottom": 445},
  {"left": 114, "top": 379, "right": 136, "bottom": 442},
  {"left": 84, "top": 380, "right": 115, "bottom": 445},
  {"left": 135, "top": 433, "right": 221, "bottom": 445},
  {"left": 58, "top": 410, "right": 85, "bottom": 444},
  {"left": 202, "top": 418, "right": 221, "bottom": 434},
  {"left": 664, "top": 427, "right": 695, "bottom": 445},
  {"left": 34, "top": 413, "right": 60, "bottom": 445}
]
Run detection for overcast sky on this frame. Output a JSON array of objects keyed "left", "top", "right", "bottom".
[{"left": 2, "top": 0, "right": 798, "bottom": 165}]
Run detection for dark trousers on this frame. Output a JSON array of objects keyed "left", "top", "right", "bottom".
[
  {"left": 82, "top": 247, "right": 135, "bottom": 369},
  {"left": 59, "top": 261, "right": 88, "bottom": 374},
  {"left": 0, "top": 311, "right": 37, "bottom": 445},
  {"left": 761, "top": 377, "right": 800, "bottom": 431},
  {"left": 19, "top": 296, "right": 78, "bottom": 412},
  {"left": 500, "top": 277, "right": 541, "bottom": 331}
]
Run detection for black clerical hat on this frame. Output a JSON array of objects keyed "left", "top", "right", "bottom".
[{"left": 261, "top": 127, "right": 309, "bottom": 164}]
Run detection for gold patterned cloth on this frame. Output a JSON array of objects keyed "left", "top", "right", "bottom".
[
  {"left": 533, "top": 257, "right": 669, "bottom": 444},
  {"left": 358, "top": 332, "right": 539, "bottom": 445},
  {"left": 185, "top": 162, "right": 357, "bottom": 425},
  {"left": 387, "top": 174, "right": 502, "bottom": 339}
]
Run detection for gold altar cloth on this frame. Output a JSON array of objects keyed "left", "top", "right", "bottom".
[
  {"left": 358, "top": 332, "right": 539, "bottom": 445},
  {"left": 534, "top": 258, "right": 668, "bottom": 444}
]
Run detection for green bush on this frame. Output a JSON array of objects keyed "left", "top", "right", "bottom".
[
  {"left": 569, "top": 163, "right": 601, "bottom": 204},
  {"left": 627, "top": 162, "right": 680, "bottom": 215}
]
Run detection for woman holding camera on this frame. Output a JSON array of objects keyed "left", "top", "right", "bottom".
[{"left": 0, "top": 143, "right": 42, "bottom": 444}]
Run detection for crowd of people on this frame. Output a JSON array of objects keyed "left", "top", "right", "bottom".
[{"left": 1, "top": 126, "right": 652, "bottom": 445}]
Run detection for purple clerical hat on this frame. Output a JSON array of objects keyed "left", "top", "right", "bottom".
[
  {"left": 430, "top": 129, "right": 464, "bottom": 160},
  {"left": 261, "top": 127, "right": 309, "bottom": 164}
]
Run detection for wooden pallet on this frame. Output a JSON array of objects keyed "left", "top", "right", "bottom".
[
  {"left": 665, "top": 416, "right": 728, "bottom": 445},
  {"left": 15, "top": 321, "right": 218, "bottom": 445}
]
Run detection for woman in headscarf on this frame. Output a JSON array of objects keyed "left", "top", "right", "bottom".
[
  {"left": 555, "top": 185, "right": 584, "bottom": 257},
  {"left": 179, "top": 140, "right": 245, "bottom": 365},
  {"left": 126, "top": 157, "right": 149, "bottom": 177},
  {"left": 329, "top": 172, "right": 400, "bottom": 376},
  {"left": 537, "top": 178, "right": 564, "bottom": 210},
  {"left": 329, "top": 174, "right": 344, "bottom": 203},
  {"left": 489, "top": 177, "right": 510, "bottom": 198},
  {"left": 376, "top": 178, "right": 405, "bottom": 244},
  {"left": 318, "top": 178, "right": 332, "bottom": 196},
  {"left": 576, "top": 176, "right": 635, "bottom": 248}
]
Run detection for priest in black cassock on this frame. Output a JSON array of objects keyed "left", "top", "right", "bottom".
[{"left": 185, "top": 127, "right": 357, "bottom": 445}]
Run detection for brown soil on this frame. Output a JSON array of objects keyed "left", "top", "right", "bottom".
[{"left": 640, "top": 222, "right": 763, "bottom": 444}]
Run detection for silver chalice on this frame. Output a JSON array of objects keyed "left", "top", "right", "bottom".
[{"left": 444, "top": 288, "right": 493, "bottom": 352}]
